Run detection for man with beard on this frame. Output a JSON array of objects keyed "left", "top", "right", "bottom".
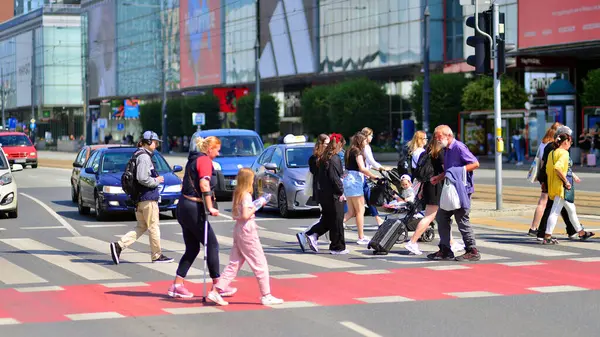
[{"left": 428, "top": 125, "right": 481, "bottom": 261}]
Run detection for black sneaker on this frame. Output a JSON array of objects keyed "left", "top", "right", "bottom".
[
  {"left": 527, "top": 228, "right": 538, "bottom": 237},
  {"left": 110, "top": 242, "right": 122, "bottom": 265},
  {"left": 455, "top": 247, "right": 481, "bottom": 262},
  {"left": 152, "top": 254, "right": 174, "bottom": 263},
  {"left": 579, "top": 231, "right": 595, "bottom": 241},
  {"left": 427, "top": 249, "right": 455, "bottom": 261}
]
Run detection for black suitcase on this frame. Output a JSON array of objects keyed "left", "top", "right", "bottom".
[{"left": 367, "top": 218, "right": 406, "bottom": 255}]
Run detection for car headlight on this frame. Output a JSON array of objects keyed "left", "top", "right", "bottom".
[
  {"left": 29, "top": 152, "right": 37, "bottom": 157},
  {"left": 103, "top": 186, "right": 125, "bottom": 194},
  {"left": 163, "top": 184, "right": 182, "bottom": 193},
  {"left": 212, "top": 161, "right": 222, "bottom": 171},
  {"left": 0, "top": 172, "right": 12, "bottom": 186},
  {"left": 292, "top": 179, "right": 305, "bottom": 187}
]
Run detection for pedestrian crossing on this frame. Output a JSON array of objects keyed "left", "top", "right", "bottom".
[{"left": 1, "top": 225, "right": 600, "bottom": 288}]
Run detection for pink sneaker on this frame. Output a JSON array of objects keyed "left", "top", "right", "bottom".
[
  {"left": 219, "top": 286, "right": 238, "bottom": 297},
  {"left": 167, "top": 284, "right": 194, "bottom": 299}
]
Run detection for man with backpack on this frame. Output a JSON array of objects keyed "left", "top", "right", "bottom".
[{"left": 110, "top": 131, "right": 174, "bottom": 265}]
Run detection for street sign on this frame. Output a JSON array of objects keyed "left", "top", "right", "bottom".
[
  {"left": 8, "top": 118, "right": 17, "bottom": 130},
  {"left": 97, "top": 118, "right": 107, "bottom": 129},
  {"left": 117, "top": 123, "right": 124, "bottom": 131},
  {"left": 192, "top": 112, "right": 205, "bottom": 126}
]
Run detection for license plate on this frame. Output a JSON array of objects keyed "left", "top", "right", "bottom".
[
  {"left": 15, "top": 159, "right": 26, "bottom": 163},
  {"left": 230, "top": 180, "right": 237, "bottom": 186}
]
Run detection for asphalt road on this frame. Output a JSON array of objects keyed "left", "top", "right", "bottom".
[{"left": 2, "top": 167, "right": 600, "bottom": 336}]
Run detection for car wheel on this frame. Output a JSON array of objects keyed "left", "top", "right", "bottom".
[
  {"left": 95, "top": 193, "right": 107, "bottom": 221},
  {"left": 7, "top": 208, "right": 17, "bottom": 219},
  {"left": 78, "top": 190, "right": 90, "bottom": 215},
  {"left": 171, "top": 209, "right": 177, "bottom": 219},
  {"left": 71, "top": 185, "right": 78, "bottom": 203},
  {"left": 278, "top": 186, "right": 289, "bottom": 218},
  {"left": 31, "top": 164, "right": 38, "bottom": 169}
]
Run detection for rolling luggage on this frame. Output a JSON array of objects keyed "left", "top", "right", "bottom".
[
  {"left": 367, "top": 217, "right": 406, "bottom": 255},
  {"left": 587, "top": 153, "right": 596, "bottom": 167}
]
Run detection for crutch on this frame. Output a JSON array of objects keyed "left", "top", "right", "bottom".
[{"left": 201, "top": 200, "right": 210, "bottom": 303}]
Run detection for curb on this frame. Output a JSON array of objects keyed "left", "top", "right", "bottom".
[{"left": 470, "top": 206, "right": 536, "bottom": 218}]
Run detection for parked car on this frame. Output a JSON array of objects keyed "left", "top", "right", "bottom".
[
  {"left": 0, "top": 131, "right": 37, "bottom": 168},
  {"left": 189, "top": 129, "right": 263, "bottom": 198},
  {"left": 76, "top": 146, "right": 182, "bottom": 220},
  {"left": 71, "top": 144, "right": 126, "bottom": 202},
  {"left": 250, "top": 135, "right": 319, "bottom": 217},
  {"left": 0, "top": 146, "right": 23, "bottom": 218}
]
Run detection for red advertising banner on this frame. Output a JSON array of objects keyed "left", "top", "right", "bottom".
[
  {"left": 519, "top": 1, "right": 600, "bottom": 49},
  {"left": 213, "top": 87, "right": 249, "bottom": 113},
  {"left": 180, "top": 0, "right": 222, "bottom": 87}
]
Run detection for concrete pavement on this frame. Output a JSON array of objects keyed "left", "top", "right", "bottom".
[{"left": 2, "top": 167, "right": 600, "bottom": 336}]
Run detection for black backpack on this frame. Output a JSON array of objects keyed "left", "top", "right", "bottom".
[
  {"left": 412, "top": 151, "right": 434, "bottom": 182},
  {"left": 397, "top": 144, "right": 412, "bottom": 176},
  {"left": 121, "top": 151, "right": 145, "bottom": 200}
]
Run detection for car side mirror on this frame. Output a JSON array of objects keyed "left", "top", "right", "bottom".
[
  {"left": 84, "top": 167, "right": 96, "bottom": 174},
  {"left": 11, "top": 164, "right": 23, "bottom": 172},
  {"left": 264, "top": 163, "right": 277, "bottom": 172},
  {"left": 173, "top": 165, "right": 183, "bottom": 173},
  {"left": 73, "top": 161, "right": 82, "bottom": 168}
]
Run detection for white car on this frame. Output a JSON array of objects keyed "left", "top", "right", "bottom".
[{"left": 0, "top": 147, "right": 21, "bottom": 218}]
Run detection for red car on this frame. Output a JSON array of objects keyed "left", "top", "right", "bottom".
[{"left": 0, "top": 132, "right": 37, "bottom": 168}]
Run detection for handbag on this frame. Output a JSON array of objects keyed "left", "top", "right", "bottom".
[
  {"left": 303, "top": 171, "right": 313, "bottom": 197},
  {"left": 564, "top": 158, "right": 575, "bottom": 203},
  {"left": 527, "top": 157, "right": 539, "bottom": 183},
  {"left": 439, "top": 178, "right": 461, "bottom": 211}
]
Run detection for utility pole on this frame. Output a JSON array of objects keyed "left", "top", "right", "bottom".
[
  {"left": 161, "top": 5, "right": 169, "bottom": 152},
  {"left": 422, "top": 1, "right": 430, "bottom": 135},
  {"left": 31, "top": 32, "right": 36, "bottom": 142},
  {"left": 1, "top": 67, "right": 6, "bottom": 129},
  {"left": 254, "top": 0, "right": 260, "bottom": 135},
  {"left": 492, "top": 1, "right": 502, "bottom": 210},
  {"left": 84, "top": 30, "right": 92, "bottom": 145}
]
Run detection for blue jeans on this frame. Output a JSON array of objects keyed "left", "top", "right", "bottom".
[{"left": 363, "top": 180, "right": 379, "bottom": 217}]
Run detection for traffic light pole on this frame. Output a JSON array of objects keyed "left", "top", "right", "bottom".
[{"left": 492, "top": 2, "right": 502, "bottom": 210}]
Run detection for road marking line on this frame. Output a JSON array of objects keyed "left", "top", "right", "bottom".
[
  {"left": 163, "top": 307, "right": 223, "bottom": 315},
  {"left": 498, "top": 261, "right": 545, "bottom": 267},
  {"left": 15, "top": 286, "right": 64, "bottom": 293},
  {"left": 553, "top": 240, "right": 600, "bottom": 252},
  {"left": 475, "top": 239, "right": 577, "bottom": 257},
  {"left": 339, "top": 321, "right": 384, "bottom": 337},
  {"left": 20, "top": 193, "right": 81, "bottom": 237},
  {"left": 65, "top": 312, "right": 125, "bottom": 321},
  {"left": 445, "top": 291, "right": 501, "bottom": 298},
  {"left": 0, "top": 256, "right": 48, "bottom": 285},
  {"left": 528, "top": 285, "right": 588, "bottom": 293},
  {"left": 83, "top": 224, "right": 128, "bottom": 228},
  {"left": 355, "top": 296, "right": 414, "bottom": 304},
  {"left": 0, "top": 318, "right": 20, "bottom": 325},
  {"left": 2, "top": 238, "right": 128, "bottom": 281},
  {"left": 570, "top": 257, "right": 600, "bottom": 262},
  {"left": 61, "top": 236, "right": 198, "bottom": 277},
  {"left": 270, "top": 273, "right": 317, "bottom": 279},
  {"left": 20, "top": 226, "right": 67, "bottom": 230},
  {"left": 134, "top": 235, "right": 288, "bottom": 273},
  {"left": 0, "top": 228, "right": 5, "bottom": 231},
  {"left": 219, "top": 213, "right": 233, "bottom": 220},
  {"left": 100, "top": 282, "right": 149, "bottom": 288},
  {"left": 347, "top": 269, "right": 391, "bottom": 275},
  {"left": 265, "top": 301, "right": 318, "bottom": 309},
  {"left": 426, "top": 265, "right": 471, "bottom": 271}
]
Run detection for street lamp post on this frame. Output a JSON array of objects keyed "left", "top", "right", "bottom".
[
  {"left": 254, "top": 0, "right": 260, "bottom": 135},
  {"left": 422, "top": 1, "right": 431, "bottom": 135}
]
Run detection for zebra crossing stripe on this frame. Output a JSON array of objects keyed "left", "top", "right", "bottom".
[{"left": 0, "top": 256, "right": 48, "bottom": 285}]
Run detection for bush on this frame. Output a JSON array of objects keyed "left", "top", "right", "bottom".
[
  {"left": 301, "top": 85, "right": 332, "bottom": 136},
  {"left": 409, "top": 73, "right": 470, "bottom": 132},
  {"left": 328, "top": 78, "right": 387, "bottom": 139},
  {"left": 581, "top": 68, "right": 600, "bottom": 107},
  {"left": 139, "top": 101, "right": 162, "bottom": 134},
  {"left": 179, "top": 95, "right": 221, "bottom": 136},
  {"left": 236, "top": 93, "right": 280, "bottom": 136},
  {"left": 462, "top": 75, "right": 528, "bottom": 111}
]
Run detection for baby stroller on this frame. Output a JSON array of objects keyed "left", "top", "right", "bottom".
[{"left": 383, "top": 199, "right": 436, "bottom": 243}]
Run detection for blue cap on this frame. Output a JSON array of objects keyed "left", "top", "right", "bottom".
[{"left": 142, "top": 131, "right": 161, "bottom": 142}]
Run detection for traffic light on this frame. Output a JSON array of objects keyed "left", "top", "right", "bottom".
[
  {"left": 496, "top": 12, "right": 514, "bottom": 76},
  {"left": 466, "top": 10, "right": 492, "bottom": 75}
]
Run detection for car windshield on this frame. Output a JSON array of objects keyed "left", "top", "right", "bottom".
[
  {"left": 0, "top": 150, "right": 8, "bottom": 169},
  {"left": 286, "top": 147, "right": 312, "bottom": 168},
  {"left": 100, "top": 151, "right": 172, "bottom": 174},
  {"left": 216, "top": 136, "right": 262, "bottom": 157},
  {"left": 0, "top": 135, "right": 32, "bottom": 147}
]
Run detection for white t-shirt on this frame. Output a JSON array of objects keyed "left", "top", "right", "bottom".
[{"left": 411, "top": 147, "right": 425, "bottom": 169}]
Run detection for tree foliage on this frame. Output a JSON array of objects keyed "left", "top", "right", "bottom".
[
  {"left": 462, "top": 75, "right": 528, "bottom": 111},
  {"left": 581, "top": 68, "right": 600, "bottom": 107},
  {"left": 236, "top": 93, "right": 280, "bottom": 136},
  {"left": 301, "top": 85, "right": 331, "bottom": 136}
]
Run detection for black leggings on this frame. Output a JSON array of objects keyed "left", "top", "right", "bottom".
[
  {"left": 306, "top": 193, "right": 345, "bottom": 251},
  {"left": 175, "top": 198, "right": 221, "bottom": 279}
]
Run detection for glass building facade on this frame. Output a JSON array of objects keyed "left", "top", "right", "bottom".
[
  {"left": 0, "top": 36, "right": 17, "bottom": 109},
  {"left": 224, "top": 0, "right": 256, "bottom": 84}
]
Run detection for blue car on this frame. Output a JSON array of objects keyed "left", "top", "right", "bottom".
[
  {"left": 190, "top": 129, "right": 263, "bottom": 198},
  {"left": 76, "top": 146, "right": 183, "bottom": 220}
]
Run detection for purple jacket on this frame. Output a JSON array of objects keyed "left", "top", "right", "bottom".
[
  {"left": 444, "top": 139, "right": 478, "bottom": 194},
  {"left": 445, "top": 166, "right": 471, "bottom": 209}
]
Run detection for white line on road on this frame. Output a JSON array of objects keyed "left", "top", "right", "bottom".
[
  {"left": 0, "top": 318, "right": 20, "bottom": 325},
  {"left": 21, "top": 226, "right": 68, "bottom": 230},
  {"left": 339, "top": 321, "right": 384, "bottom": 337},
  {"left": 0, "top": 256, "right": 48, "bottom": 285},
  {"left": 20, "top": 193, "right": 81, "bottom": 237},
  {"left": 65, "top": 312, "right": 125, "bottom": 321},
  {"left": 218, "top": 213, "right": 233, "bottom": 220},
  {"left": 0, "top": 228, "right": 5, "bottom": 231},
  {"left": 83, "top": 224, "right": 128, "bottom": 228}
]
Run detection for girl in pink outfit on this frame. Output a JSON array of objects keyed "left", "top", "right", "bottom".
[{"left": 209, "top": 168, "right": 284, "bottom": 306}]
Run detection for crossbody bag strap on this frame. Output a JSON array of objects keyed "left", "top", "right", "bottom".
[{"left": 186, "top": 159, "right": 201, "bottom": 197}]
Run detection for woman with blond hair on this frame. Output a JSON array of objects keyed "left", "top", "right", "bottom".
[
  {"left": 361, "top": 127, "right": 385, "bottom": 226},
  {"left": 168, "top": 136, "right": 232, "bottom": 303},
  {"left": 407, "top": 131, "right": 428, "bottom": 171}
]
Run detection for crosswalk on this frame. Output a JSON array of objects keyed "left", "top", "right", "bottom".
[{"left": 1, "top": 225, "right": 600, "bottom": 288}]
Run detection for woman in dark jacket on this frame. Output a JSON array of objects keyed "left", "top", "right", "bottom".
[{"left": 303, "top": 133, "right": 347, "bottom": 255}]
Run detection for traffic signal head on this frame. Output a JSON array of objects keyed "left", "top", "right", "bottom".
[{"left": 466, "top": 11, "right": 492, "bottom": 76}]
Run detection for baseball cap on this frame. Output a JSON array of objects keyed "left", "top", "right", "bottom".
[
  {"left": 555, "top": 126, "right": 572, "bottom": 139},
  {"left": 142, "top": 131, "right": 161, "bottom": 142},
  {"left": 400, "top": 174, "right": 411, "bottom": 182}
]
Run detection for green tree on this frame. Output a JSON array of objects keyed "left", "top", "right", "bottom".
[
  {"left": 237, "top": 93, "right": 280, "bottom": 136},
  {"left": 139, "top": 101, "right": 162, "bottom": 134},
  {"left": 409, "top": 73, "right": 470, "bottom": 132},
  {"left": 179, "top": 95, "right": 221, "bottom": 136},
  {"left": 328, "top": 78, "right": 387, "bottom": 139},
  {"left": 581, "top": 68, "right": 600, "bottom": 107},
  {"left": 301, "top": 85, "right": 332, "bottom": 137},
  {"left": 462, "top": 75, "right": 528, "bottom": 111}
]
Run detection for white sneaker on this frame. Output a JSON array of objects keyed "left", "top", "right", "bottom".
[
  {"left": 306, "top": 233, "right": 319, "bottom": 252},
  {"left": 330, "top": 249, "right": 349, "bottom": 255},
  {"left": 356, "top": 237, "right": 370, "bottom": 245},
  {"left": 451, "top": 241, "right": 465, "bottom": 252},
  {"left": 261, "top": 294, "right": 284, "bottom": 305},
  {"left": 405, "top": 241, "right": 422, "bottom": 255}
]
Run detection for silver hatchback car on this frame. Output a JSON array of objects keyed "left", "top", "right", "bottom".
[{"left": 250, "top": 135, "right": 320, "bottom": 217}]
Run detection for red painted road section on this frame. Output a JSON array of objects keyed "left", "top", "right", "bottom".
[{"left": 2, "top": 259, "right": 600, "bottom": 324}]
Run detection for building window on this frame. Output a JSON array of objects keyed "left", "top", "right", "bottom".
[{"left": 445, "top": 0, "right": 463, "bottom": 61}]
